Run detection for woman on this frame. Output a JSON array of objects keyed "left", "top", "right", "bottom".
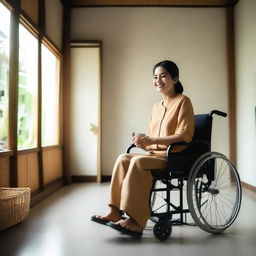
[{"left": 91, "top": 60, "right": 195, "bottom": 237}]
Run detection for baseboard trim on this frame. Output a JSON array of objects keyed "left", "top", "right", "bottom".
[
  {"left": 31, "top": 179, "right": 63, "bottom": 207},
  {"left": 101, "top": 175, "right": 111, "bottom": 182},
  {"left": 72, "top": 175, "right": 97, "bottom": 182},
  {"left": 29, "top": 177, "right": 255, "bottom": 207},
  {"left": 72, "top": 175, "right": 111, "bottom": 183},
  {"left": 241, "top": 181, "right": 256, "bottom": 192}
]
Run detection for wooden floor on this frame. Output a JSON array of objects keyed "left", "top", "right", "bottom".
[{"left": 0, "top": 183, "right": 256, "bottom": 256}]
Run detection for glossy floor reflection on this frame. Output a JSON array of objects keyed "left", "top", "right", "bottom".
[{"left": 0, "top": 183, "right": 255, "bottom": 256}]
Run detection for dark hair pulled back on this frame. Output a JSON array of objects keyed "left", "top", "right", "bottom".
[{"left": 153, "top": 60, "right": 184, "bottom": 94}]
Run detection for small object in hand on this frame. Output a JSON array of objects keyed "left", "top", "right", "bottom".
[{"left": 132, "top": 132, "right": 145, "bottom": 137}]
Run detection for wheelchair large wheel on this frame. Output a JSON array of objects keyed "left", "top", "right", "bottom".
[{"left": 187, "top": 152, "right": 242, "bottom": 234}]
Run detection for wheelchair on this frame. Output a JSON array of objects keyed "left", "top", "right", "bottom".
[{"left": 128, "top": 110, "right": 242, "bottom": 241}]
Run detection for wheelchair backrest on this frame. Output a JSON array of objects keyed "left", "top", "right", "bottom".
[
  {"left": 193, "top": 110, "right": 227, "bottom": 147},
  {"left": 193, "top": 114, "right": 213, "bottom": 146},
  {"left": 167, "top": 114, "right": 213, "bottom": 178},
  {"left": 167, "top": 111, "right": 226, "bottom": 177}
]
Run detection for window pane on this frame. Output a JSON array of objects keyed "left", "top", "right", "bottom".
[
  {"left": 0, "top": 3, "right": 10, "bottom": 151},
  {"left": 18, "top": 24, "right": 38, "bottom": 149},
  {"left": 41, "top": 44, "right": 60, "bottom": 146}
]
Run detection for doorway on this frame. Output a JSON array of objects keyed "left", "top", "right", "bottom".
[{"left": 70, "top": 41, "right": 102, "bottom": 182}]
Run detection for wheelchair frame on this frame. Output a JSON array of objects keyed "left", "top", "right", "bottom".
[{"left": 128, "top": 110, "right": 242, "bottom": 240}]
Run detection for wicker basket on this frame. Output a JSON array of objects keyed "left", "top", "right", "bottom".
[{"left": 0, "top": 187, "right": 31, "bottom": 231}]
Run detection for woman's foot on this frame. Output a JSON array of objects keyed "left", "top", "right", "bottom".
[
  {"left": 114, "top": 218, "right": 143, "bottom": 233},
  {"left": 91, "top": 206, "right": 122, "bottom": 225},
  {"left": 107, "top": 217, "right": 143, "bottom": 237}
]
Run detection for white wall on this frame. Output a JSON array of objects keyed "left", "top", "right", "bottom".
[
  {"left": 235, "top": 0, "right": 256, "bottom": 187},
  {"left": 71, "top": 7, "right": 229, "bottom": 175}
]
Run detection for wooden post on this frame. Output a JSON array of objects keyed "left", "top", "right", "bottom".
[{"left": 226, "top": 7, "right": 237, "bottom": 165}]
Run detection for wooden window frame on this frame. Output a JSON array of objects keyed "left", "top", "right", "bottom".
[{"left": 0, "top": 0, "right": 63, "bottom": 191}]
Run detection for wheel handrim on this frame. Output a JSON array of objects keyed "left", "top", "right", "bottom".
[{"left": 188, "top": 152, "right": 242, "bottom": 233}]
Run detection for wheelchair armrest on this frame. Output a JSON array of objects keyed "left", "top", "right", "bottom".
[
  {"left": 167, "top": 141, "right": 191, "bottom": 155},
  {"left": 126, "top": 143, "right": 136, "bottom": 153},
  {"left": 128, "top": 142, "right": 190, "bottom": 154}
]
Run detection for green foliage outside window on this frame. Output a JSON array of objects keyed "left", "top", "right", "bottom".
[
  {"left": 17, "top": 24, "right": 38, "bottom": 150},
  {"left": 17, "top": 82, "right": 35, "bottom": 148},
  {"left": 0, "top": 3, "right": 60, "bottom": 151}
]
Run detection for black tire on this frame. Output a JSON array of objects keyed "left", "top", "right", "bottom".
[
  {"left": 153, "top": 220, "right": 172, "bottom": 241},
  {"left": 187, "top": 152, "right": 242, "bottom": 233}
]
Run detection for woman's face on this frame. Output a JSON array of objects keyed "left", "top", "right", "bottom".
[{"left": 153, "top": 66, "right": 176, "bottom": 96}]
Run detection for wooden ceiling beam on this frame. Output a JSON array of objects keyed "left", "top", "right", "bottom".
[{"left": 70, "top": 0, "right": 239, "bottom": 8}]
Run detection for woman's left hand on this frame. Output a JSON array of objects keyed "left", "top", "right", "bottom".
[{"left": 133, "top": 136, "right": 152, "bottom": 149}]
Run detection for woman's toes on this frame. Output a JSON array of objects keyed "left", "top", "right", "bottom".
[
  {"left": 116, "top": 218, "right": 142, "bottom": 232},
  {"left": 93, "top": 212, "right": 123, "bottom": 223}
]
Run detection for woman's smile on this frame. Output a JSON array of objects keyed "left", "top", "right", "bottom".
[{"left": 156, "top": 82, "right": 165, "bottom": 89}]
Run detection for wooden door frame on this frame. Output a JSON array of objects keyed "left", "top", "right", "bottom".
[{"left": 69, "top": 40, "right": 102, "bottom": 183}]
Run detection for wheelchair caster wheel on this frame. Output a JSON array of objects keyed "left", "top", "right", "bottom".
[{"left": 153, "top": 220, "right": 172, "bottom": 241}]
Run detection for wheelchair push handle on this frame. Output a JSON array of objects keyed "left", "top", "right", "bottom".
[{"left": 210, "top": 110, "right": 227, "bottom": 118}]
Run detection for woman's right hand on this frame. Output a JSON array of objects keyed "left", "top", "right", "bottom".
[{"left": 133, "top": 135, "right": 152, "bottom": 149}]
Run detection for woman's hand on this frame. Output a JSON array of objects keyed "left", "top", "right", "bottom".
[
  {"left": 133, "top": 136, "right": 152, "bottom": 149},
  {"left": 133, "top": 134, "right": 185, "bottom": 149}
]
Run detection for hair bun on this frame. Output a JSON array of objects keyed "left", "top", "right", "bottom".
[{"left": 174, "top": 81, "right": 184, "bottom": 94}]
